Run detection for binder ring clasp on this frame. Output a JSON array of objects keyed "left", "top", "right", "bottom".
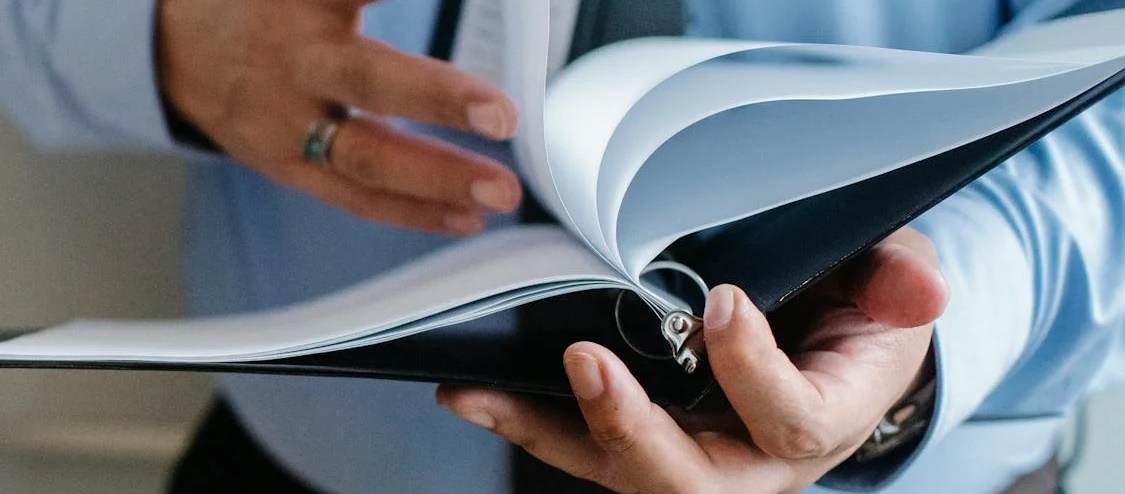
[{"left": 613, "top": 261, "right": 710, "bottom": 374}]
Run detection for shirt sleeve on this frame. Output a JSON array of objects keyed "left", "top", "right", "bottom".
[
  {"left": 925, "top": 88, "right": 1125, "bottom": 484},
  {"left": 820, "top": 87, "right": 1125, "bottom": 491},
  {"left": 0, "top": 0, "right": 174, "bottom": 151}
]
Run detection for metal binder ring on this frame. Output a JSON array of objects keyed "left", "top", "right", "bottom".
[
  {"left": 614, "top": 290, "right": 675, "bottom": 361},
  {"left": 613, "top": 260, "right": 710, "bottom": 361},
  {"left": 641, "top": 261, "right": 710, "bottom": 304}
]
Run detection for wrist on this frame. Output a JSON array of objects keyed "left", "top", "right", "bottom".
[{"left": 856, "top": 347, "right": 937, "bottom": 463}]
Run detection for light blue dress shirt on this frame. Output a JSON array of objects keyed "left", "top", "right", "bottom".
[{"left": 2, "top": 0, "right": 1123, "bottom": 493}]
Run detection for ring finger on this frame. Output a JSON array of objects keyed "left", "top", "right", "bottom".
[{"left": 254, "top": 109, "right": 490, "bottom": 235}]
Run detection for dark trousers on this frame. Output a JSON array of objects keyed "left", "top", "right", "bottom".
[
  {"left": 168, "top": 399, "right": 610, "bottom": 494},
  {"left": 169, "top": 400, "right": 1061, "bottom": 494},
  {"left": 168, "top": 400, "right": 324, "bottom": 494}
]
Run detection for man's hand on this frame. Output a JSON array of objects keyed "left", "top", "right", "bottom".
[
  {"left": 438, "top": 228, "right": 948, "bottom": 493},
  {"left": 159, "top": 0, "right": 522, "bottom": 235}
]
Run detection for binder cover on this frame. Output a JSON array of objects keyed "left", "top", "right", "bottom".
[{"left": 3, "top": 67, "right": 1122, "bottom": 408}]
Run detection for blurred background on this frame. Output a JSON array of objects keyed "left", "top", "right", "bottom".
[
  {"left": 0, "top": 113, "right": 1122, "bottom": 493},
  {"left": 0, "top": 116, "right": 210, "bottom": 493}
]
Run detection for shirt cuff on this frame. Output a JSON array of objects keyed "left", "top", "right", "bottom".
[
  {"left": 914, "top": 188, "right": 1036, "bottom": 445},
  {"left": 818, "top": 187, "right": 1037, "bottom": 491},
  {"left": 48, "top": 0, "right": 174, "bottom": 150}
]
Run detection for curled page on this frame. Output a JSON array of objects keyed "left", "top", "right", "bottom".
[
  {"left": 0, "top": 227, "right": 628, "bottom": 362},
  {"left": 532, "top": 8, "right": 1125, "bottom": 278},
  {"left": 541, "top": 39, "right": 787, "bottom": 259},
  {"left": 609, "top": 46, "right": 1125, "bottom": 277},
  {"left": 502, "top": 0, "right": 573, "bottom": 228}
]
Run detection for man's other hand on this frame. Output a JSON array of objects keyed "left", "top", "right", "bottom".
[{"left": 159, "top": 0, "right": 522, "bottom": 235}]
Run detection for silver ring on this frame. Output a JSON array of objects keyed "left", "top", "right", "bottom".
[{"left": 302, "top": 118, "right": 341, "bottom": 166}]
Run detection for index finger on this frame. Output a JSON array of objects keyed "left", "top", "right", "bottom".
[{"left": 292, "top": 39, "right": 518, "bottom": 139}]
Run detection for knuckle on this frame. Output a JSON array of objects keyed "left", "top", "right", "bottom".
[
  {"left": 725, "top": 345, "right": 760, "bottom": 370},
  {"left": 342, "top": 67, "right": 378, "bottom": 107},
  {"left": 267, "top": 165, "right": 303, "bottom": 187},
  {"left": 504, "top": 429, "right": 541, "bottom": 454},
  {"left": 784, "top": 430, "right": 834, "bottom": 459},
  {"left": 329, "top": 127, "right": 359, "bottom": 170},
  {"left": 350, "top": 152, "right": 390, "bottom": 187},
  {"left": 289, "top": 46, "right": 322, "bottom": 87},
  {"left": 428, "top": 78, "right": 473, "bottom": 120},
  {"left": 339, "top": 56, "right": 377, "bottom": 100},
  {"left": 589, "top": 422, "right": 640, "bottom": 454},
  {"left": 569, "top": 462, "right": 605, "bottom": 484},
  {"left": 338, "top": 66, "right": 387, "bottom": 112},
  {"left": 759, "top": 419, "right": 836, "bottom": 459},
  {"left": 334, "top": 125, "right": 390, "bottom": 185},
  {"left": 350, "top": 42, "right": 402, "bottom": 109}
]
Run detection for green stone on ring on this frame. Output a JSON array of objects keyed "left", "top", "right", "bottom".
[{"left": 303, "top": 119, "right": 338, "bottom": 164}]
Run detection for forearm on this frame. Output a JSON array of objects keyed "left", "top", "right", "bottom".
[
  {"left": 909, "top": 88, "right": 1125, "bottom": 467},
  {"left": 911, "top": 186, "right": 1038, "bottom": 440},
  {"left": 0, "top": 0, "right": 173, "bottom": 151},
  {"left": 817, "top": 87, "right": 1125, "bottom": 491}
]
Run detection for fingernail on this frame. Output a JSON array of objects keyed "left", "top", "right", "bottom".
[
  {"left": 467, "top": 102, "right": 510, "bottom": 139},
  {"left": 471, "top": 179, "right": 513, "bottom": 211},
  {"left": 445, "top": 212, "right": 484, "bottom": 235},
  {"left": 565, "top": 352, "right": 604, "bottom": 400},
  {"left": 704, "top": 285, "right": 736, "bottom": 331}
]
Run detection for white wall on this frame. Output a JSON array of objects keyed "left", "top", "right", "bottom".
[
  {"left": 1066, "top": 390, "right": 1125, "bottom": 493},
  {"left": 0, "top": 117, "right": 212, "bottom": 494}
]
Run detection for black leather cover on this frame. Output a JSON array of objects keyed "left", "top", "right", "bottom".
[
  {"left": 691, "top": 68, "right": 1125, "bottom": 313},
  {"left": 4, "top": 67, "right": 1123, "bottom": 408},
  {"left": 4, "top": 0, "right": 1125, "bottom": 407}
]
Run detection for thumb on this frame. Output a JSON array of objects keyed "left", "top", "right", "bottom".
[{"left": 846, "top": 229, "right": 949, "bottom": 328}]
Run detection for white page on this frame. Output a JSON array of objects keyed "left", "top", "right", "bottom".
[
  {"left": 456, "top": 0, "right": 584, "bottom": 229},
  {"left": 532, "top": 10, "right": 1125, "bottom": 277},
  {"left": 298, "top": 278, "right": 624, "bottom": 358},
  {"left": 450, "top": 0, "right": 508, "bottom": 87},
  {"left": 502, "top": 0, "right": 575, "bottom": 227},
  {"left": 541, "top": 38, "right": 787, "bottom": 262},
  {"left": 0, "top": 226, "right": 629, "bottom": 362},
  {"left": 566, "top": 43, "right": 1114, "bottom": 272},
  {"left": 612, "top": 53, "right": 1125, "bottom": 277},
  {"left": 499, "top": 3, "right": 787, "bottom": 259},
  {"left": 452, "top": 0, "right": 580, "bottom": 88},
  {"left": 545, "top": 0, "right": 582, "bottom": 79}
]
